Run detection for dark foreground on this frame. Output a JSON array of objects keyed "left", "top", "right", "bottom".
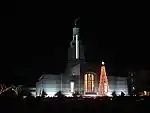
[{"left": 0, "top": 95, "right": 149, "bottom": 113}]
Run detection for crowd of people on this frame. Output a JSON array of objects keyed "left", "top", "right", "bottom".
[{"left": 0, "top": 90, "right": 149, "bottom": 113}]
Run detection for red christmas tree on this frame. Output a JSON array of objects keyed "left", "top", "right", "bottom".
[{"left": 99, "top": 61, "right": 109, "bottom": 96}]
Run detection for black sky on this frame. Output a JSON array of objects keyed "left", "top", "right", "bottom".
[{"left": 1, "top": 4, "right": 150, "bottom": 85}]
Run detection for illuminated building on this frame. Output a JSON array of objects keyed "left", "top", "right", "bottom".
[{"left": 36, "top": 18, "right": 129, "bottom": 97}]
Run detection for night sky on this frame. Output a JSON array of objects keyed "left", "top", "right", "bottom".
[{"left": 1, "top": 5, "right": 150, "bottom": 86}]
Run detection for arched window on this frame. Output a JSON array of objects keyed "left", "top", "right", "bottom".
[{"left": 84, "top": 73, "right": 95, "bottom": 93}]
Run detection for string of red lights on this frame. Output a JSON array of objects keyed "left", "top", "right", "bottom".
[{"left": 99, "top": 61, "right": 109, "bottom": 96}]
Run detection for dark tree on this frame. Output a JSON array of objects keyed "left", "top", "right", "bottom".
[
  {"left": 41, "top": 90, "right": 47, "bottom": 98},
  {"left": 72, "top": 91, "right": 81, "bottom": 97},
  {"left": 112, "top": 91, "right": 117, "bottom": 97},
  {"left": 54, "top": 91, "right": 65, "bottom": 98},
  {"left": 121, "top": 91, "right": 125, "bottom": 96}
]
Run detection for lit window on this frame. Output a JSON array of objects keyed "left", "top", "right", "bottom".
[{"left": 84, "top": 73, "right": 95, "bottom": 93}]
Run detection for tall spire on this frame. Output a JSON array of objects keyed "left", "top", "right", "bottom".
[
  {"left": 72, "top": 18, "right": 80, "bottom": 59},
  {"left": 68, "top": 17, "right": 85, "bottom": 61}
]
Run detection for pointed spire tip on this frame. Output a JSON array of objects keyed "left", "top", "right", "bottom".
[{"left": 75, "top": 17, "right": 80, "bottom": 26}]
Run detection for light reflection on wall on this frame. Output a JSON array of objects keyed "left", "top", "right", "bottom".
[
  {"left": 84, "top": 74, "right": 87, "bottom": 93},
  {"left": 70, "top": 81, "right": 74, "bottom": 93}
]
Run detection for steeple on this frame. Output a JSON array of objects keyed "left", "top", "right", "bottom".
[
  {"left": 71, "top": 18, "right": 80, "bottom": 60},
  {"left": 68, "top": 18, "right": 85, "bottom": 62}
]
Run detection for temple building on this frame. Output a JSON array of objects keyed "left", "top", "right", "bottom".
[{"left": 36, "top": 19, "right": 129, "bottom": 97}]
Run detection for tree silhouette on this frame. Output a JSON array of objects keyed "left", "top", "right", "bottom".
[
  {"left": 41, "top": 89, "right": 47, "bottom": 98},
  {"left": 54, "top": 91, "right": 65, "bottom": 98},
  {"left": 72, "top": 91, "right": 81, "bottom": 97},
  {"left": 121, "top": 91, "right": 125, "bottom": 96},
  {"left": 112, "top": 91, "right": 117, "bottom": 97}
]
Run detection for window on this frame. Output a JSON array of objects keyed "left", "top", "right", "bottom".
[{"left": 84, "top": 73, "right": 95, "bottom": 93}]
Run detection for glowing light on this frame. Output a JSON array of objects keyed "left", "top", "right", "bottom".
[
  {"left": 46, "top": 92, "right": 57, "bottom": 97},
  {"left": 84, "top": 74, "right": 87, "bottom": 93},
  {"left": 84, "top": 73, "right": 95, "bottom": 94},
  {"left": 99, "top": 62, "right": 109, "bottom": 96},
  {"left": 104, "top": 83, "right": 107, "bottom": 93},
  {"left": 144, "top": 91, "right": 147, "bottom": 96},
  {"left": 75, "top": 35, "right": 79, "bottom": 59},
  {"left": 87, "top": 74, "right": 92, "bottom": 92},
  {"left": 102, "top": 61, "right": 104, "bottom": 65},
  {"left": 70, "top": 81, "right": 74, "bottom": 93}
]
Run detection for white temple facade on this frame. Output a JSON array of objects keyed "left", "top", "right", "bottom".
[{"left": 36, "top": 19, "right": 129, "bottom": 97}]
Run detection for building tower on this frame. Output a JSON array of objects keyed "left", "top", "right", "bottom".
[
  {"left": 63, "top": 18, "right": 86, "bottom": 94},
  {"left": 68, "top": 17, "right": 85, "bottom": 63},
  {"left": 73, "top": 17, "right": 80, "bottom": 60},
  {"left": 99, "top": 61, "right": 109, "bottom": 96}
]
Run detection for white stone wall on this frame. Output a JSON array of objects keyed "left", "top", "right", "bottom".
[
  {"left": 36, "top": 74, "right": 61, "bottom": 97},
  {"left": 72, "top": 64, "right": 80, "bottom": 76},
  {"left": 108, "top": 76, "right": 128, "bottom": 96}
]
